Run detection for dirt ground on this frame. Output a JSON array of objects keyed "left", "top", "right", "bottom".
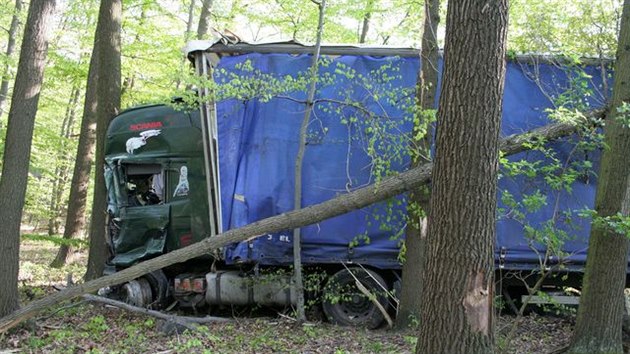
[{"left": 0, "top": 241, "right": 602, "bottom": 353}]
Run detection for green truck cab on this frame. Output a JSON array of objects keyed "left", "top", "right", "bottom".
[{"left": 104, "top": 104, "right": 211, "bottom": 268}]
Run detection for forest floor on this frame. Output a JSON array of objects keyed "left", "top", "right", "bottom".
[{"left": 0, "top": 240, "right": 594, "bottom": 353}]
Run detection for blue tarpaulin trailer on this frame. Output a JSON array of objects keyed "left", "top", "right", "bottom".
[
  {"left": 104, "top": 40, "right": 611, "bottom": 327},
  {"left": 189, "top": 41, "right": 607, "bottom": 270}
]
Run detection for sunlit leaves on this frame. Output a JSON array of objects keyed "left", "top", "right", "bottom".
[{"left": 509, "top": 0, "right": 623, "bottom": 57}]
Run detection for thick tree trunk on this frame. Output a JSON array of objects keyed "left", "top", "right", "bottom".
[
  {"left": 197, "top": 0, "right": 214, "bottom": 40},
  {"left": 0, "top": 118, "right": 592, "bottom": 333},
  {"left": 396, "top": 0, "right": 439, "bottom": 328},
  {"left": 0, "top": 0, "right": 23, "bottom": 121},
  {"left": 0, "top": 0, "right": 56, "bottom": 317},
  {"left": 568, "top": 2, "right": 630, "bottom": 353},
  {"left": 84, "top": 0, "right": 122, "bottom": 280},
  {"left": 51, "top": 44, "right": 99, "bottom": 268},
  {"left": 416, "top": 1, "right": 508, "bottom": 352}
]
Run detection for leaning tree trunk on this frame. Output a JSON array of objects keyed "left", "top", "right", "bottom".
[
  {"left": 396, "top": 0, "right": 439, "bottom": 329},
  {"left": 0, "top": 0, "right": 56, "bottom": 317},
  {"left": 0, "top": 116, "right": 596, "bottom": 333},
  {"left": 0, "top": 0, "right": 23, "bottom": 121},
  {"left": 568, "top": 1, "right": 630, "bottom": 353},
  {"left": 416, "top": 0, "right": 508, "bottom": 352},
  {"left": 84, "top": 0, "right": 122, "bottom": 280},
  {"left": 50, "top": 44, "right": 99, "bottom": 268}
]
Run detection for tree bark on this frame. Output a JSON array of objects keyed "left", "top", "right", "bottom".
[
  {"left": 185, "top": 0, "right": 196, "bottom": 41},
  {"left": 0, "top": 0, "right": 23, "bottom": 121},
  {"left": 397, "top": 0, "right": 439, "bottom": 328},
  {"left": 0, "top": 118, "right": 593, "bottom": 333},
  {"left": 51, "top": 43, "right": 99, "bottom": 268},
  {"left": 48, "top": 86, "right": 80, "bottom": 236},
  {"left": 358, "top": 0, "right": 373, "bottom": 44},
  {"left": 84, "top": 0, "right": 122, "bottom": 280},
  {"left": 568, "top": 1, "right": 630, "bottom": 353},
  {"left": 197, "top": 0, "right": 214, "bottom": 40},
  {"left": 175, "top": 0, "right": 199, "bottom": 90},
  {"left": 0, "top": 0, "right": 56, "bottom": 317},
  {"left": 416, "top": 0, "right": 508, "bottom": 352},
  {"left": 120, "top": 2, "right": 145, "bottom": 100}
]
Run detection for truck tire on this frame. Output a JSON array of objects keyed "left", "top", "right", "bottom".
[
  {"left": 144, "top": 270, "right": 171, "bottom": 309},
  {"left": 322, "top": 268, "right": 389, "bottom": 329},
  {"left": 121, "top": 270, "right": 170, "bottom": 309}
]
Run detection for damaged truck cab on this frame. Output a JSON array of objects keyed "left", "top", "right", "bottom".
[{"left": 104, "top": 104, "right": 211, "bottom": 269}]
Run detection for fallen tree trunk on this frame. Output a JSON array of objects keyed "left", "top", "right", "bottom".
[{"left": 0, "top": 112, "right": 603, "bottom": 334}]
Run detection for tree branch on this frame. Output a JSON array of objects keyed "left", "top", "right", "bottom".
[{"left": 83, "top": 294, "right": 231, "bottom": 325}]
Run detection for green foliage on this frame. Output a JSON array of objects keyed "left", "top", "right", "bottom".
[
  {"left": 21, "top": 233, "right": 87, "bottom": 247},
  {"left": 509, "top": 0, "right": 623, "bottom": 57},
  {"left": 83, "top": 315, "right": 110, "bottom": 335},
  {"left": 498, "top": 66, "right": 605, "bottom": 291},
  {"left": 231, "top": 0, "right": 422, "bottom": 45},
  {"left": 615, "top": 102, "right": 630, "bottom": 128},
  {"left": 579, "top": 209, "right": 630, "bottom": 236},
  {"left": 531, "top": 290, "right": 578, "bottom": 316}
]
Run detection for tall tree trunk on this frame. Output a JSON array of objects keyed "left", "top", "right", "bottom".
[
  {"left": 48, "top": 86, "right": 80, "bottom": 236},
  {"left": 358, "top": 0, "right": 373, "bottom": 44},
  {"left": 175, "top": 0, "right": 199, "bottom": 90},
  {"left": 84, "top": 0, "right": 122, "bottom": 280},
  {"left": 568, "top": 1, "right": 630, "bottom": 353},
  {"left": 292, "top": 0, "right": 326, "bottom": 323},
  {"left": 0, "top": 0, "right": 56, "bottom": 317},
  {"left": 120, "top": 3, "right": 144, "bottom": 99},
  {"left": 51, "top": 44, "right": 99, "bottom": 268},
  {"left": 416, "top": 0, "right": 508, "bottom": 352},
  {"left": 397, "top": 0, "right": 439, "bottom": 328},
  {"left": 54, "top": 87, "right": 81, "bottom": 232},
  {"left": 197, "top": 0, "right": 214, "bottom": 40},
  {"left": 185, "top": 0, "right": 195, "bottom": 41},
  {"left": 0, "top": 0, "right": 23, "bottom": 121}
]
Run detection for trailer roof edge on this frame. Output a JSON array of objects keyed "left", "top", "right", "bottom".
[{"left": 184, "top": 39, "right": 614, "bottom": 66}]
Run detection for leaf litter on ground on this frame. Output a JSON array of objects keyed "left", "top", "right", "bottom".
[{"left": 0, "top": 239, "right": 605, "bottom": 354}]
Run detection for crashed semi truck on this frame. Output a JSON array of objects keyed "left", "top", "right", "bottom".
[{"left": 103, "top": 40, "right": 609, "bottom": 327}]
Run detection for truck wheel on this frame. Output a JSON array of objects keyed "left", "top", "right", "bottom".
[
  {"left": 144, "top": 270, "right": 171, "bottom": 309},
  {"left": 121, "top": 271, "right": 170, "bottom": 309},
  {"left": 322, "top": 268, "right": 389, "bottom": 329}
]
